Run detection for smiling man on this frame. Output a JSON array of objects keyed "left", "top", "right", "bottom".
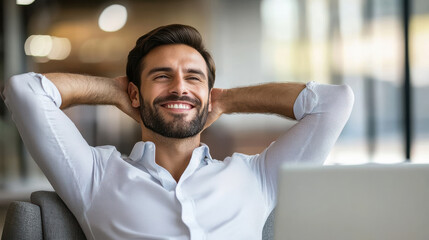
[{"left": 2, "top": 24, "right": 354, "bottom": 240}]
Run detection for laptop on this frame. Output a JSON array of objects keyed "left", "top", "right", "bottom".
[{"left": 274, "top": 163, "right": 429, "bottom": 240}]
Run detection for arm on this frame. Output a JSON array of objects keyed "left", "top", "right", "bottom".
[
  {"left": 204, "top": 83, "right": 305, "bottom": 129},
  {"left": 213, "top": 82, "right": 305, "bottom": 118},
  {"left": 45, "top": 73, "right": 140, "bottom": 122},
  {"left": 209, "top": 81, "right": 353, "bottom": 162},
  {"left": 208, "top": 81, "right": 354, "bottom": 207},
  {"left": 1, "top": 72, "right": 135, "bottom": 218}
]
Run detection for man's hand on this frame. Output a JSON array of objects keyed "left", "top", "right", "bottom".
[
  {"left": 204, "top": 88, "right": 225, "bottom": 130},
  {"left": 114, "top": 76, "right": 141, "bottom": 123}
]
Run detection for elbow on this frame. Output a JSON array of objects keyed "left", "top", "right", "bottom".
[
  {"left": 3, "top": 73, "right": 34, "bottom": 105},
  {"left": 341, "top": 84, "right": 355, "bottom": 108},
  {"left": 3, "top": 75, "right": 21, "bottom": 101},
  {"left": 5, "top": 74, "right": 24, "bottom": 97},
  {"left": 337, "top": 84, "right": 355, "bottom": 118}
]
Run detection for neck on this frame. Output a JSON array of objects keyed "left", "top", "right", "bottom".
[{"left": 141, "top": 126, "right": 201, "bottom": 182}]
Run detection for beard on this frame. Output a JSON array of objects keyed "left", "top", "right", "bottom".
[{"left": 139, "top": 93, "right": 209, "bottom": 139}]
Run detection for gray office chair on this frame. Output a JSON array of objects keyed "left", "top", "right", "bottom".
[{"left": 2, "top": 191, "right": 275, "bottom": 240}]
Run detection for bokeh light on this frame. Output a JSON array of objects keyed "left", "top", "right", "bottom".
[
  {"left": 98, "top": 4, "right": 128, "bottom": 32},
  {"left": 48, "top": 37, "right": 72, "bottom": 60},
  {"left": 25, "top": 35, "right": 52, "bottom": 57},
  {"left": 24, "top": 35, "right": 71, "bottom": 60},
  {"left": 16, "top": 0, "right": 35, "bottom": 5}
]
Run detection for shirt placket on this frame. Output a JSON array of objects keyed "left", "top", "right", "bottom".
[
  {"left": 175, "top": 147, "right": 207, "bottom": 240},
  {"left": 138, "top": 142, "right": 209, "bottom": 239}
]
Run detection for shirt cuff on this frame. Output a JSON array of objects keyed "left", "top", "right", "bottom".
[
  {"left": 32, "top": 72, "right": 63, "bottom": 108},
  {"left": 293, "top": 81, "right": 319, "bottom": 120}
]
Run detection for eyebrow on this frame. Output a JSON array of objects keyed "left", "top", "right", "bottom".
[
  {"left": 147, "top": 67, "right": 206, "bottom": 79},
  {"left": 147, "top": 67, "right": 173, "bottom": 76},
  {"left": 186, "top": 68, "right": 206, "bottom": 78}
]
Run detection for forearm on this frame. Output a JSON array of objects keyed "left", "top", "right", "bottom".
[
  {"left": 219, "top": 82, "right": 306, "bottom": 119},
  {"left": 44, "top": 73, "right": 123, "bottom": 109}
]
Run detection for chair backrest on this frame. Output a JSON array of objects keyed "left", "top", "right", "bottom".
[
  {"left": 2, "top": 191, "right": 86, "bottom": 240},
  {"left": 2, "top": 201, "right": 43, "bottom": 240},
  {"left": 262, "top": 210, "right": 275, "bottom": 240},
  {"left": 30, "top": 191, "right": 86, "bottom": 240},
  {"left": 3, "top": 191, "right": 274, "bottom": 240}
]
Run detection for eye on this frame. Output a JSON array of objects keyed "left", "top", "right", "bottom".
[
  {"left": 154, "top": 75, "right": 169, "bottom": 80},
  {"left": 187, "top": 76, "right": 201, "bottom": 81}
]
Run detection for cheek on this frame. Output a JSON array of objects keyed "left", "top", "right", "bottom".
[
  {"left": 140, "top": 88, "right": 159, "bottom": 103},
  {"left": 143, "top": 84, "right": 167, "bottom": 97}
]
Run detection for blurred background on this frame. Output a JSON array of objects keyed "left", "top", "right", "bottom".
[{"left": 0, "top": 0, "right": 428, "bottom": 234}]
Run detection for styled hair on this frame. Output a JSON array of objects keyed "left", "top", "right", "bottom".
[{"left": 126, "top": 24, "right": 216, "bottom": 89}]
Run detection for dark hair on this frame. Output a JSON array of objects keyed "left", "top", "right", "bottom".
[{"left": 126, "top": 24, "right": 216, "bottom": 89}]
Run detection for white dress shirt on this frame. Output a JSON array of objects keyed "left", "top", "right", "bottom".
[{"left": 2, "top": 73, "right": 354, "bottom": 240}]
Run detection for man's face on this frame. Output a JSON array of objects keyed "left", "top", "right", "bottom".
[{"left": 138, "top": 44, "right": 211, "bottom": 138}]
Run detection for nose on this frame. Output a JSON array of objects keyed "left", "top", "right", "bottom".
[{"left": 169, "top": 74, "right": 188, "bottom": 96}]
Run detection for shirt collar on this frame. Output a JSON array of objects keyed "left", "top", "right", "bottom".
[
  {"left": 128, "top": 141, "right": 213, "bottom": 190},
  {"left": 128, "top": 141, "right": 146, "bottom": 162},
  {"left": 198, "top": 142, "right": 213, "bottom": 163},
  {"left": 128, "top": 141, "right": 212, "bottom": 163}
]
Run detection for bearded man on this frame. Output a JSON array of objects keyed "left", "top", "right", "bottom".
[{"left": 2, "top": 24, "right": 354, "bottom": 239}]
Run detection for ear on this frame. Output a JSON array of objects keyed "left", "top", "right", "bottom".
[
  {"left": 208, "top": 88, "right": 212, "bottom": 112},
  {"left": 128, "top": 82, "right": 141, "bottom": 108}
]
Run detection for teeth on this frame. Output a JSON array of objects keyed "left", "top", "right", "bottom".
[{"left": 166, "top": 103, "right": 191, "bottom": 109}]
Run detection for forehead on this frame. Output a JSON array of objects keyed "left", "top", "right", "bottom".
[{"left": 141, "top": 44, "right": 207, "bottom": 76}]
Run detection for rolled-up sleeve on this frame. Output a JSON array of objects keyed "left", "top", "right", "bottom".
[{"left": 2, "top": 72, "right": 107, "bottom": 218}]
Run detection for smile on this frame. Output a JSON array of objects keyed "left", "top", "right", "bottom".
[
  {"left": 159, "top": 100, "right": 196, "bottom": 112},
  {"left": 165, "top": 103, "right": 191, "bottom": 110}
]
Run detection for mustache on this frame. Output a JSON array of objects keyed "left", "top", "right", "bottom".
[{"left": 153, "top": 95, "right": 201, "bottom": 107}]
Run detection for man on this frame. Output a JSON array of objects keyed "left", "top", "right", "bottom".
[{"left": 2, "top": 24, "right": 354, "bottom": 239}]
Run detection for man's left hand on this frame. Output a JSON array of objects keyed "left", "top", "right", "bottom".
[{"left": 204, "top": 88, "right": 225, "bottom": 130}]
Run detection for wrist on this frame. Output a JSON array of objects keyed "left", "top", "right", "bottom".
[{"left": 219, "top": 88, "right": 232, "bottom": 114}]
